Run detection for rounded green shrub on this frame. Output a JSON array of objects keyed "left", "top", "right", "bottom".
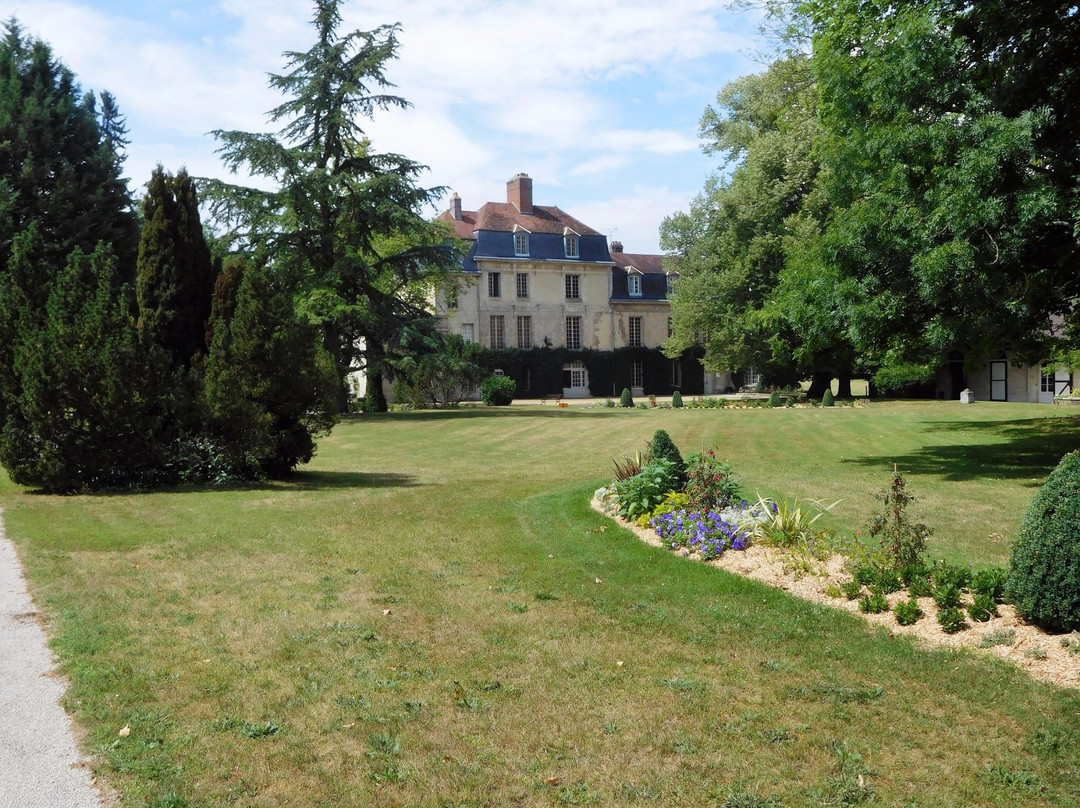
[
  {"left": 672, "top": 390, "right": 683, "bottom": 408},
  {"left": 1007, "top": 450, "right": 1080, "bottom": 631},
  {"left": 967, "top": 593, "right": 998, "bottom": 622},
  {"left": 768, "top": 390, "right": 781, "bottom": 408},
  {"left": 620, "top": 387, "right": 634, "bottom": 408},
  {"left": 481, "top": 374, "right": 516, "bottom": 406},
  {"left": 894, "top": 597, "right": 924, "bottom": 626},
  {"left": 937, "top": 606, "right": 967, "bottom": 634},
  {"left": 933, "top": 583, "right": 962, "bottom": 610},
  {"left": 822, "top": 389, "right": 835, "bottom": 407},
  {"left": 972, "top": 566, "right": 1009, "bottom": 603},
  {"left": 841, "top": 580, "right": 863, "bottom": 600},
  {"left": 859, "top": 592, "right": 889, "bottom": 614}
]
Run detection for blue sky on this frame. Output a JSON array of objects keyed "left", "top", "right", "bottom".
[{"left": 7, "top": 0, "right": 765, "bottom": 253}]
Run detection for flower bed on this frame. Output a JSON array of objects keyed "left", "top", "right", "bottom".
[
  {"left": 653, "top": 508, "right": 751, "bottom": 559},
  {"left": 598, "top": 431, "right": 1080, "bottom": 690}
]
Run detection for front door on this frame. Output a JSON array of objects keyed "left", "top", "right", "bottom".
[{"left": 990, "top": 361, "right": 1007, "bottom": 401}]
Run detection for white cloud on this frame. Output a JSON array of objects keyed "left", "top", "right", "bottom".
[
  {"left": 5, "top": 0, "right": 761, "bottom": 239},
  {"left": 570, "top": 156, "right": 630, "bottom": 177},
  {"left": 594, "top": 129, "right": 700, "bottom": 154},
  {"left": 568, "top": 185, "right": 699, "bottom": 255}
]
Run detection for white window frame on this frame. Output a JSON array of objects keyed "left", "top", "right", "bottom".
[
  {"left": 516, "top": 272, "right": 529, "bottom": 299},
  {"left": 628, "top": 316, "right": 642, "bottom": 348},
  {"left": 461, "top": 323, "right": 474, "bottom": 343},
  {"left": 627, "top": 274, "right": 642, "bottom": 297},
  {"left": 566, "top": 316, "right": 582, "bottom": 350},
  {"left": 565, "top": 274, "right": 580, "bottom": 300},
  {"left": 514, "top": 231, "right": 529, "bottom": 256},
  {"left": 631, "top": 360, "right": 644, "bottom": 389},
  {"left": 516, "top": 315, "right": 532, "bottom": 349},
  {"left": 744, "top": 367, "right": 761, "bottom": 389},
  {"left": 488, "top": 272, "right": 501, "bottom": 298},
  {"left": 489, "top": 315, "right": 505, "bottom": 349},
  {"left": 565, "top": 361, "right": 588, "bottom": 389},
  {"left": 564, "top": 232, "right": 579, "bottom": 258}
]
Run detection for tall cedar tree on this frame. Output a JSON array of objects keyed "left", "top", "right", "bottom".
[
  {"left": 204, "top": 258, "right": 338, "bottom": 477},
  {"left": 137, "top": 166, "right": 217, "bottom": 368},
  {"left": 200, "top": 0, "right": 458, "bottom": 412}
]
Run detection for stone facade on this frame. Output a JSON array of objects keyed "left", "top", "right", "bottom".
[{"left": 437, "top": 173, "right": 689, "bottom": 398}]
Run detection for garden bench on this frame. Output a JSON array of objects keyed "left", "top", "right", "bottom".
[{"left": 541, "top": 393, "right": 562, "bottom": 406}]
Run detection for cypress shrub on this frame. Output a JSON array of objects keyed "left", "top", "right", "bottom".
[
  {"left": 1006, "top": 450, "right": 1080, "bottom": 631},
  {"left": 672, "top": 390, "right": 683, "bottom": 408},
  {"left": 822, "top": 389, "right": 836, "bottom": 407},
  {"left": 620, "top": 387, "right": 634, "bottom": 407},
  {"left": 768, "top": 390, "right": 781, "bottom": 407},
  {"left": 649, "top": 429, "right": 686, "bottom": 486}
]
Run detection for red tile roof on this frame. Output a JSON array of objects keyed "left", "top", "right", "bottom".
[
  {"left": 611, "top": 251, "right": 667, "bottom": 275},
  {"left": 439, "top": 202, "right": 602, "bottom": 239}
]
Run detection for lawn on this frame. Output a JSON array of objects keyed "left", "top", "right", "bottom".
[{"left": 2, "top": 401, "right": 1080, "bottom": 807}]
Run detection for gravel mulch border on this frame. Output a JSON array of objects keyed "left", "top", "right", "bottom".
[{"left": 593, "top": 497, "right": 1080, "bottom": 690}]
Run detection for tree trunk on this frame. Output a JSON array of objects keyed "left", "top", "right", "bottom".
[
  {"left": 366, "top": 367, "right": 388, "bottom": 413},
  {"left": 807, "top": 371, "right": 832, "bottom": 400},
  {"left": 836, "top": 370, "right": 853, "bottom": 399}
]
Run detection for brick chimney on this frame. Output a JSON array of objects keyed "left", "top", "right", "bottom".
[
  {"left": 610, "top": 240, "right": 623, "bottom": 253},
  {"left": 450, "top": 192, "right": 462, "bottom": 221},
  {"left": 507, "top": 173, "right": 533, "bottom": 215}
]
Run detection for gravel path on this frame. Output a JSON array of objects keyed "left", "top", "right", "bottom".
[{"left": 0, "top": 509, "right": 106, "bottom": 808}]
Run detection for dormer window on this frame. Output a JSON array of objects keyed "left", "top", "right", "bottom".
[
  {"left": 665, "top": 272, "right": 679, "bottom": 295},
  {"left": 513, "top": 225, "right": 530, "bottom": 257},
  {"left": 627, "top": 273, "right": 642, "bottom": 297},
  {"left": 563, "top": 228, "right": 580, "bottom": 258}
]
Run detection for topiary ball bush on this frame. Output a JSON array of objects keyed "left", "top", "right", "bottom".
[
  {"left": 620, "top": 387, "right": 634, "bottom": 408},
  {"left": 672, "top": 390, "right": 683, "bottom": 408},
  {"left": 1006, "top": 450, "right": 1080, "bottom": 631},
  {"left": 822, "top": 389, "right": 835, "bottom": 407}
]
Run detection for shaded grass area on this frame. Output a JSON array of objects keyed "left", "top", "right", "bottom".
[{"left": 2, "top": 402, "right": 1080, "bottom": 806}]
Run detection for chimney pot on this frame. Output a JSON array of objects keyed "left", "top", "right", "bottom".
[
  {"left": 451, "top": 192, "right": 462, "bottom": 221},
  {"left": 507, "top": 173, "right": 533, "bottom": 215},
  {"left": 611, "top": 240, "right": 623, "bottom": 253}
]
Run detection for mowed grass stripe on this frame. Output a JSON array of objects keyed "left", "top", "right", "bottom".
[{"left": 1, "top": 402, "right": 1079, "bottom": 806}]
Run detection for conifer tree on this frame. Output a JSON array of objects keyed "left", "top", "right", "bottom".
[
  {"left": 137, "top": 166, "right": 217, "bottom": 368},
  {"left": 0, "top": 19, "right": 138, "bottom": 282},
  {"left": 0, "top": 19, "right": 140, "bottom": 473},
  {"left": 204, "top": 259, "right": 338, "bottom": 476},
  {"left": 200, "top": 1, "right": 459, "bottom": 412},
  {"left": 1, "top": 245, "right": 161, "bottom": 492}
]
